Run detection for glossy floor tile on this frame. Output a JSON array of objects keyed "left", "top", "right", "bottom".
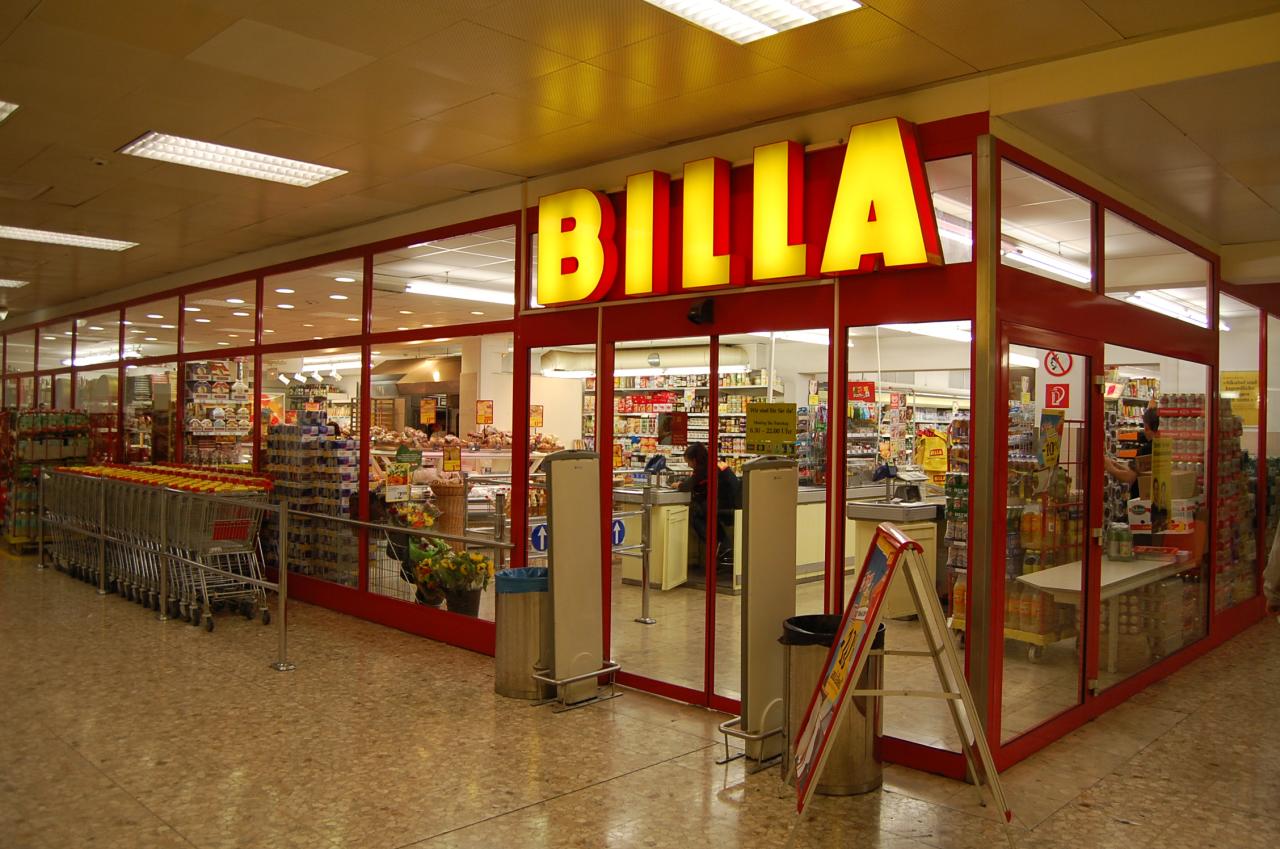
[{"left": 3, "top": 551, "right": 1278, "bottom": 849}]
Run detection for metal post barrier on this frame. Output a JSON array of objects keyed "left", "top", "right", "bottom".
[
  {"left": 494, "top": 491, "right": 507, "bottom": 570},
  {"left": 36, "top": 469, "right": 45, "bottom": 570},
  {"left": 635, "top": 481, "right": 655, "bottom": 625},
  {"left": 96, "top": 479, "right": 107, "bottom": 595},
  {"left": 272, "top": 505, "right": 294, "bottom": 672},
  {"left": 157, "top": 495, "right": 169, "bottom": 622}
]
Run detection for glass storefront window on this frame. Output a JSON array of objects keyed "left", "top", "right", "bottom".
[
  {"left": 3, "top": 379, "right": 16, "bottom": 409},
  {"left": 262, "top": 346, "right": 364, "bottom": 590},
  {"left": 124, "top": 298, "right": 179, "bottom": 360},
  {"left": 372, "top": 226, "right": 517, "bottom": 334},
  {"left": 1100, "top": 345, "right": 1209, "bottom": 688},
  {"left": 184, "top": 280, "right": 257, "bottom": 353},
  {"left": 182, "top": 356, "right": 254, "bottom": 466},
  {"left": 74, "top": 313, "right": 120, "bottom": 367},
  {"left": 927, "top": 155, "right": 973, "bottom": 264},
  {"left": 38, "top": 322, "right": 73, "bottom": 371},
  {"left": 1000, "top": 161, "right": 1093, "bottom": 289},
  {"left": 76, "top": 368, "right": 120, "bottom": 463},
  {"left": 1218, "top": 295, "right": 1260, "bottom": 610},
  {"left": 846, "top": 321, "right": 970, "bottom": 751},
  {"left": 1104, "top": 211, "right": 1211, "bottom": 327},
  {"left": 37, "top": 374, "right": 52, "bottom": 408},
  {"left": 1268, "top": 316, "right": 1280, "bottom": 545},
  {"left": 263, "top": 260, "right": 363, "bottom": 345},
  {"left": 123, "top": 362, "right": 177, "bottom": 463},
  {"left": 7, "top": 329, "right": 35, "bottom": 374}
]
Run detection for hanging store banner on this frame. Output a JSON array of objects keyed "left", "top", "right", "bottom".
[
  {"left": 669, "top": 411, "right": 688, "bottom": 447},
  {"left": 848, "top": 381, "right": 876, "bottom": 403},
  {"left": 534, "top": 117, "right": 943, "bottom": 306},
  {"left": 1220, "top": 371, "right": 1259, "bottom": 426},
  {"left": 745, "top": 402, "right": 797, "bottom": 456}
]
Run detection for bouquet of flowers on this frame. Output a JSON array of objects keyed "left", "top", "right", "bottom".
[{"left": 410, "top": 538, "right": 495, "bottom": 594}]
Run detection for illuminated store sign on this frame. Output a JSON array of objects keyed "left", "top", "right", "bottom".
[{"left": 537, "top": 117, "right": 942, "bottom": 307}]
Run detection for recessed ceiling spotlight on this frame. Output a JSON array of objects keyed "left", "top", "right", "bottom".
[
  {"left": 329, "top": 294, "right": 348, "bottom": 300},
  {"left": 302, "top": 323, "right": 314, "bottom": 328},
  {"left": 232, "top": 311, "right": 249, "bottom": 317},
  {"left": 641, "top": 0, "right": 861, "bottom": 44},
  {"left": 119, "top": 131, "right": 347, "bottom": 187},
  {"left": 227, "top": 334, "right": 239, "bottom": 338},
  {"left": 0, "top": 225, "right": 137, "bottom": 251},
  {"left": 334, "top": 276, "right": 356, "bottom": 283},
  {"left": 216, "top": 341, "right": 230, "bottom": 346},
  {"left": 121, "top": 320, "right": 133, "bottom": 326},
  {"left": 88, "top": 325, "right": 103, "bottom": 331},
  {"left": 264, "top": 329, "right": 275, "bottom": 334},
  {"left": 194, "top": 317, "right": 211, "bottom": 323},
  {"left": 398, "top": 310, "right": 413, "bottom": 315},
  {"left": 277, "top": 304, "right": 294, "bottom": 310},
  {"left": 144, "top": 336, "right": 158, "bottom": 341},
  {"left": 145, "top": 313, "right": 163, "bottom": 319},
  {"left": 160, "top": 324, "right": 175, "bottom": 329},
  {"left": 226, "top": 297, "right": 245, "bottom": 304},
  {"left": 42, "top": 335, "right": 56, "bottom": 341},
  {"left": 184, "top": 306, "right": 201, "bottom": 312},
  {"left": 470, "top": 310, "right": 484, "bottom": 316},
  {"left": 275, "top": 287, "right": 294, "bottom": 294},
  {"left": 396, "top": 326, "right": 408, "bottom": 331},
  {"left": 345, "top": 317, "right": 358, "bottom": 322}
]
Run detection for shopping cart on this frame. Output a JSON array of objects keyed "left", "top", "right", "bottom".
[{"left": 168, "top": 488, "right": 271, "bottom": 631}]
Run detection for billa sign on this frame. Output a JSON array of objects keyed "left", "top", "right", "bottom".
[{"left": 536, "top": 118, "right": 942, "bottom": 307}]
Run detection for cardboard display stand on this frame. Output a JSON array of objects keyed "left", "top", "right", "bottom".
[{"left": 793, "top": 523, "right": 1011, "bottom": 820}]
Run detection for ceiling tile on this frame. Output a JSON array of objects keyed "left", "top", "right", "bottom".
[
  {"left": 504, "top": 62, "right": 665, "bottom": 120},
  {"left": 352, "top": 179, "right": 467, "bottom": 208},
  {"left": 1139, "top": 63, "right": 1280, "bottom": 140},
  {"left": 742, "top": 6, "right": 909, "bottom": 62},
  {"left": 781, "top": 31, "right": 974, "bottom": 99},
  {"left": 31, "top": 0, "right": 237, "bottom": 56},
  {"left": 186, "top": 19, "right": 375, "bottom": 90},
  {"left": 390, "top": 20, "right": 578, "bottom": 90},
  {"left": 470, "top": 0, "right": 680, "bottom": 60},
  {"left": 0, "top": 19, "right": 178, "bottom": 95},
  {"left": 467, "top": 122, "right": 661, "bottom": 177},
  {"left": 590, "top": 24, "right": 780, "bottom": 96},
  {"left": 426, "top": 94, "right": 585, "bottom": 143},
  {"left": 867, "top": 0, "right": 1120, "bottom": 70},
  {"left": 414, "top": 162, "right": 519, "bottom": 192},
  {"left": 243, "top": 0, "right": 497, "bottom": 57},
  {"left": 271, "top": 60, "right": 490, "bottom": 139},
  {"left": 1081, "top": 0, "right": 1280, "bottom": 38},
  {"left": 216, "top": 119, "right": 357, "bottom": 163}
]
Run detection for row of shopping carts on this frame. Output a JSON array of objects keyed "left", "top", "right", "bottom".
[{"left": 41, "top": 469, "right": 273, "bottom": 631}]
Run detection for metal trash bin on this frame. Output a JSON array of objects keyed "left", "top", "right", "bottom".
[
  {"left": 781, "top": 614, "right": 884, "bottom": 795},
  {"left": 494, "top": 567, "right": 552, "bottom": 699}
]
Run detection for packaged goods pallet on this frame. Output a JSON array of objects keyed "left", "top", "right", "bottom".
[{"left": 0, "top": 409, "right": 90, "bottom": 551}]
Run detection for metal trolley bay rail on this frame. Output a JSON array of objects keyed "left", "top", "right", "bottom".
[{"left": 39, "top": 466, "right": 294, "bottom": 669}]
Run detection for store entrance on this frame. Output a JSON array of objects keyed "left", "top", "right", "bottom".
[{"left": 529, "top": 302, "right": 835, "bottom": 709}]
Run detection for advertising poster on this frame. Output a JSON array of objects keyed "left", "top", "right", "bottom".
[
  {"left": 1038, "top": 409, "right": 1065, "bottom": 471},
  {"left": 848, "top": 381, "right": 876, "bottom": 403},
  {"left": 419, "top": 397, "right": 437, "bottom": 425},
  {"left": 385, "top": 462, "right": 412, "bottom": 502},
  {"left": 1221, "top": 371, "right": 1259, "bottom": 426},
  {"left": 793, "top": 527, "right": 908, "bottom": 813},
  {"left": 745, "top": 402, "right": 797, "bottom": 455}
]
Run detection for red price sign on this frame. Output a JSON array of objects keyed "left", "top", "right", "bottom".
[
  {"left": 669, "top": 411, "right": 688, "bottom": 446},
  {"left": 848, "top": 381, "right": 876, "bottom": 403},
  {"left": 1045, "top": 383, "right": 1070, "bottom": 409},
  {"left": 1043, "top": 351, "right": 1073, "bottom": 377}
]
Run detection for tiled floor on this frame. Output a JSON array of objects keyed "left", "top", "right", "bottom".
[{"left": 4, "top": 551, "right": 1278, "bottom": 849}]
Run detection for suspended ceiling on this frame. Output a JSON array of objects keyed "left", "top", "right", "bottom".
[{"left": 3, "top": 0, "right": 1280, "bottom": 324}]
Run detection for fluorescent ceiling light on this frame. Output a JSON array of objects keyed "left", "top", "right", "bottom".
[
  {"left": 883, "top": 322, "right": 973, "bottom": 344},
  {"left": 642, "top": 0, "right": 861, "bottom": 44},
  {"left": 1002, "top": 247, "right": 1092, "bottom": 284},
  {"left": 232, "top": 311, "right": 250, "bottom": 317},
  {"left": 748, "top": 330, "right": 829, "bottom": 346},
  {"left": 145, "top": 313, "right": 163, "bottom": 319},
  {"left": 275, "top": 288, "right": 294, "bottom": 294},
  {"left": 277, "top": 303, "right": 294, "bottom": 310},
  {"left": 0, "top": 101, "right": 17, "bottom": 123},
  {"left": 405, "top": 279, "right": 515, "bottom": 305},
  {"left": 329, "top": 294, "right": 348, "bottom": 300},
  {"left": 1124, "top": 291, "right": 1226, "bottom": 330},
  {"left": 0, "top": 225, "right": 137, "bottom": 251},
  {"left": 0, "top": 278, "right": 29, "bottom": 288},
  {"left": 119, "top": 131, "right": 347, "bottom": 187},
  {"left": 1009, "top": 353, "right": 1040, "bottom": 369}
]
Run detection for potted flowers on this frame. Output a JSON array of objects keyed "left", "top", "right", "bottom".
[{"left": 412, "top": 539, "right": 495, "bottom": 617}]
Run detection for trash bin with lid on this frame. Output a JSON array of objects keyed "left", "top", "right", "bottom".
[
  {"left": 780, "top": 614, "right": 884, "bottom": 795},
  {"left": 494, "top": 567, "right": 552, "bottom": 699}
]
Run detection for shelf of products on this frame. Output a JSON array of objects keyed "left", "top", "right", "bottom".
[
  {"left": 183, "top": 360, "right": 253, "bottom": 465},
  {"left": 1213, "top": 396, "right": 1257, "bottom": 611},
  {"left": 263, "top": 412, "right": 360, "bottom": 588},
  {"left": 0, "top": 410, "right": 90, "bottom": 548}
]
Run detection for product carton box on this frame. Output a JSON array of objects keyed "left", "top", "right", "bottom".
[
  {"left": 1138, "top": 470, "right": 1196, "bottom": 503},
  {"left": 1138, "top": 473, "right": 1151, "bottom": 500},
  {"left": 1168, "top": 498, "right": 1199, "bottom": 533},
  {"left": 1127, "top": 498, "right": 1153, "bottom": 532}
]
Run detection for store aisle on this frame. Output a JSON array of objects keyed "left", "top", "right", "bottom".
[{"left": 3, "top": 553, "right": 1278, "bottom": 849}]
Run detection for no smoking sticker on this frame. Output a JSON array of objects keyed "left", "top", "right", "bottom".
[{"left": 1043, "top": 351, "right": 1073, "bottom": 377}]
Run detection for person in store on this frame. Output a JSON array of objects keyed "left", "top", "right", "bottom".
[
  {"left": 677, "top": 442, "right": 741, "bottom": 572},
  {"left": 1265, "top": 524, "right": 1280, "bottom": 616},
  {"left": 1103, "top": 406, "right": 1160, "bottom": 499}
]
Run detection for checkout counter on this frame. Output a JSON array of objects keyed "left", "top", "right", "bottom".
[{"left": 615, "top": 479, "right": 944, "bottom": 610}]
